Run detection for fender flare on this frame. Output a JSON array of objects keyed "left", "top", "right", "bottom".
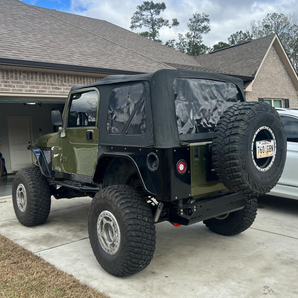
[
  {"left": 30, "top": 147, "right": 52, "bottom": 178},
  {"left": 93, "top": 153, "right": 158, "bottom": 196}
]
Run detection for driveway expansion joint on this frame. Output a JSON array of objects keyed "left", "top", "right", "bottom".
[
  {"left": 251, "top": 227, "right": 298, "bottom": 240},
  {"left": 34, "top": 236, "right": 89, "bottom": 254}
]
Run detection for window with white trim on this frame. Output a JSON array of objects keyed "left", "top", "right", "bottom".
[{"left": 264, "top": 99, "right": 283, "bottom": 108}]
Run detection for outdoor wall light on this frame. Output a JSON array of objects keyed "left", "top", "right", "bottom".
[{"left": 23, "top": 102, "right": 42, "bottom": 107}]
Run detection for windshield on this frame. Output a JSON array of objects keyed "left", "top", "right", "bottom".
[{"left": 174, "top": 78, "right": 242, "bottom": 135}]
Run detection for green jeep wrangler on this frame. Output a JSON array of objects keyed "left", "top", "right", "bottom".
[{"left": 12, "top": 69, "right": 286, "bottom": 277}]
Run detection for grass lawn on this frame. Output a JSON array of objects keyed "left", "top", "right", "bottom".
[{"left": 0, "top": 235, "right": 108, "bottom": 298}]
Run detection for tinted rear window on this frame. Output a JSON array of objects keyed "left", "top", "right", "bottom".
[{"left": 174, "top": 78, "right": 242, "bottom": 135}]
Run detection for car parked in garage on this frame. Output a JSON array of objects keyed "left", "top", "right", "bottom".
[{"left": 269, "top": 109, "right": 298, "bottom": 200}]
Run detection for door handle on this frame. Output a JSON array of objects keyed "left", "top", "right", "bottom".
[{"left": 86, "top": 130, "right": 94, "bottom": 142}]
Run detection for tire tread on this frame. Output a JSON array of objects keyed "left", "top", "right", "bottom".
[
  {"left": 203, "top": 198, "right": 258, "bottom": 236},
  {"left": 212, "top": 102, "right": 285, "bottom": 197},
  {"left": 13, "top": 167, "right": 51, "bottom": 227},
  {"left": 89, "top": 185, "right": 156, "bottom": 277}
]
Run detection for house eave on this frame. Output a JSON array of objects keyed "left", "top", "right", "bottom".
[{"left": 0, "top": 57, "right": 145, "bottom": 76}]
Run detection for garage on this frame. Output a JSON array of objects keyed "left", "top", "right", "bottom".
[
  {"left": 0, "top": 97, "right": 64, "bottom": 173},
  {"left": 0, "top": 67, "right": 104, "bottom": 175}
]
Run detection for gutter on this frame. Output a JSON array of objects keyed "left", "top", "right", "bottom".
[{"left": 0, "top": 57, "right": 145, "bottom": 76}]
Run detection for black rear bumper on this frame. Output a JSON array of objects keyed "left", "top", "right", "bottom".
[{"left": 168, "top": 193, "right": 247, "bottom": 225}]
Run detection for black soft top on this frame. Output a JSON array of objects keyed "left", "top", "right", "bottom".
[
  {"left": 72, "top": 69, "right": 243, "bottom": 94},
  {"left": 71, "top": 69, "right": 245, "bottom": 148}
]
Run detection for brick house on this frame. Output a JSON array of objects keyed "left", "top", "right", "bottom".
[
  {"left": 194, "top": 34, "right": 298, "bottom": 108},
  {"left": 1, "top": 0, "right": 298, "bottom": 173},
  {"left": 0, "top": 0, "right": 197, "bottom": 173}
]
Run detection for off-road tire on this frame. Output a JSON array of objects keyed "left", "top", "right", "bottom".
[
  {"left": 88, "top": 185, "right": 156, "bottom": 277},
  {"left": 203, "top": 198, "right": 257, "bottom": 236},
  {"left": 212, "top": 102, "right": 286, "bottom": 197},
  {"left": 12, "top": 167, "right": 51, "bottom": 227}
]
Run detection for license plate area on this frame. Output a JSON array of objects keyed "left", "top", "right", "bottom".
[{"left": 256, "top": 140, "right": 276, "bottom": 159}]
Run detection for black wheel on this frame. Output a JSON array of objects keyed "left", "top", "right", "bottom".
[
  {"left": 88, "top": 185, "right": 156, "bottom": 277},
  {"left": 212, "top": 102, "right": 287, "bottom": 197},
  {"left": 12, "top": 167, "right": 51, "bottom": 227},
  {"left": 203, "top": 198, "right": 258, "bottom": 236}
]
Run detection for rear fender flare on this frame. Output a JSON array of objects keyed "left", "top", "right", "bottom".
[{"left": 93, "top": 153, "right": 157, "bottom": 195}]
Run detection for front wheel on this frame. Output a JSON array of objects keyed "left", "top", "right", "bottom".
[
  {"left": 88, "top": 185, "right": 156, "bottom": 277},
  {"left": 203, "top": 198, "right": 258, "bottom": 236},
  {"left": 12, "top": 167, "right": 51, "bottom": 227}
]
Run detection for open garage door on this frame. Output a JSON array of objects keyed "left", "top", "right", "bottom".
[
  {"left": 0, "top": 95, "right": 65, "bottom": 173},
  {"left": 8, "top": 117, "right": 34, "bottom": 171}
]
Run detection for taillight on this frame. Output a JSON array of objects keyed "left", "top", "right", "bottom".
[{"left": 177, "top": 160, "right": 187, "bottom": 174}]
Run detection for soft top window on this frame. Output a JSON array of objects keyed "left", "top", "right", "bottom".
[
  {"left": 107, "top": 83, "right": 146, "bottom": 135},
  {"left": 174, "top": 78, "right": 242, "bottom": 135}
]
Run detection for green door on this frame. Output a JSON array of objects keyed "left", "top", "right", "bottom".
[{"left": 59, "top": 89, "right": 100, "bottom": 177}]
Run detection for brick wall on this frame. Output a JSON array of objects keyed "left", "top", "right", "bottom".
[
  {"left": 0, "top": 69, "right": 102, "bottom": 95},
  {"left": 246, "top": 46, "right": 298, "bottom": 107}
]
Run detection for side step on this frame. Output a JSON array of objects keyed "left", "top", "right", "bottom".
[
  {"left": 50, "top": 180, "right": 101, "bottom": 193},
  {"left": 168, "top": 193, "right": 247, "bottom": 225}
]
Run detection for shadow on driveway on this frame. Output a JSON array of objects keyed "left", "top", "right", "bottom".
[
  {"left": 0, "top": 174, "right": 15, "bottom": 197},
  {"left": 258, "top": 195, "right": 298, "bottom": 215}
]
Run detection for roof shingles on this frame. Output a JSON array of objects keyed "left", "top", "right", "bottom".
[
  {"left": 0, "top": 1, "right": 277, "bottom": 78},
  {"left": 37, "top": 7, "right": 198, "bottom": 67},
  {"left": 0, "top": 0, "right": 201, "bottom": 73},
  {"left": 195, "top": 35, "right": 275, "bottom": 77}
]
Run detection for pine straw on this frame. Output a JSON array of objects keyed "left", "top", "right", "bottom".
[{"left": 0, "top": 235, "right": 108, "bottom": 298}]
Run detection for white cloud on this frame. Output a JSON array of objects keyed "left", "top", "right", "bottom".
[{"left": 67, "top": 0, "right": 298, "bottom": 46}]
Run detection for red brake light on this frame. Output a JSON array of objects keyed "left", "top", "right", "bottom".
[{"left": 177, "top": 160, "right": 187, "bottom": 174}]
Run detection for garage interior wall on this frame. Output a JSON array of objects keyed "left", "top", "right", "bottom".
[{"left": 0, "top": 103, "right": 64, "bottom": 173}]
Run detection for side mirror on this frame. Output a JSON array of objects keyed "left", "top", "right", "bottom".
[{"left": 51, "top": 110, "right": 63, "bottom": 126}]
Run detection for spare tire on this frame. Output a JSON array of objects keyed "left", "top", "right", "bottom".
[{"left": 212, "top": 102, "right": 286, "bottom": 197}]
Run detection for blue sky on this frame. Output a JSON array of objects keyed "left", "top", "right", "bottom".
[
  {"left": 20, "top": 0, "right": 298, "bottom": 46},
  {"left": 22, "top": 0, "right": 71, "bottom": 10}
]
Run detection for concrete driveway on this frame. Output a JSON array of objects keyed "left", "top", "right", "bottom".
[{"left": 0, "top": 195, "right": 298, "bottom": 298}]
